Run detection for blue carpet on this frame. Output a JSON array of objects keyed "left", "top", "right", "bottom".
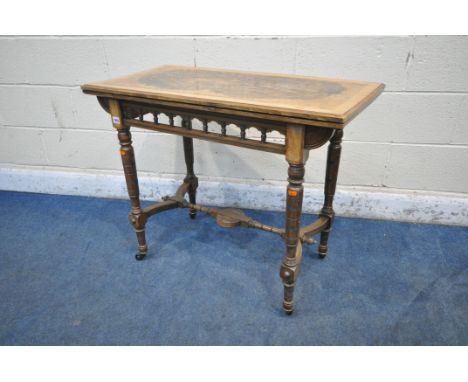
[{"left": 0, "top": 190, "right": 467, "bottom": 345}]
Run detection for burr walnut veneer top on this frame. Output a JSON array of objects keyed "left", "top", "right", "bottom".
[{"left": 82, "top": 65, "right": 384, "bottom": 127}]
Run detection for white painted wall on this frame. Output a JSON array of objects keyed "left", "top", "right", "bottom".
[{"left": 0, "top": 36, "right": 467, "bottom": 225}]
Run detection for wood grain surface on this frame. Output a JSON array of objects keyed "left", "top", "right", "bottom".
[{"left": 82, "top": 65, "right": 384, "bottom": 126}]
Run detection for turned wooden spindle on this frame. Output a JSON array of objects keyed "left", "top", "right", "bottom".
[
  {"left": 319, "top": 129, "right": 343, "bottom": 258},
  {"left": 153, "top": 112, "right": 158, "bottom": 124},
  {"left": 261, "top": 128, "right": 267, "bottom": 143},
  {"left": 221, "top": 122, "right": 227, "bottom": 136},
  {"left": 280, "top": 125, "right": 306, "bottom": 314},
  {"left": 182, "top": 117, "right": 198, "bottom": 219},
  {"left": 240, "top": 125, "right": 247, "bottom": 140},
  {"left": 109, "top": 99, "right": 148, "bottom": 261},
  {"left": 169, "top": 113, "right": 174, "bottom": 126},
  {"left": 202, "top": 119, "right": 208, "bottom": 133}
]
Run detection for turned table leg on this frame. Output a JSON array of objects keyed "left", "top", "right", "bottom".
[
  {"left": 319, "top": 129, "right": 343, "bottom": 258},
  {"left": 280, "top": 125, "right": 306, "bottom": 314},
  {"left": 109, "top": 100, "right": 148, "bottom": 261},
  {"left": 182, "top": 129, "right": 198, "bottom": 219}
]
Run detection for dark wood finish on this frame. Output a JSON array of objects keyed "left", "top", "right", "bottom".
[
  {"left": 280, "top": 126, "right": 306, "bottom": 314},
  {"left": 82, "top": 66, "right": 384, "bottom": 314},
  {"left": 319, "top": 129, "right": 343, "bottom": 258},
  {"left": 128, "top": 118, "right": 286, "bottom": 154},
  {"left": 300, "top": 216, "right": 329, "bottom": 241},
  {"left": 182, "top": 134, "right": 198, "bottom": 219},
  {"left": 143, "top": 199, "right": 178, "bottom": 217},
  {"left": 109, "top": 99, "right": 148, "bottom": 261},
  {"left": 95, "top": 92, "right": 350, "bottom": 128},
  {"left": 161, "top": 194, "right": 316, "bottom": 245},
  {"left": 304, "top": 127, "right": 335, "bottom": 149}
]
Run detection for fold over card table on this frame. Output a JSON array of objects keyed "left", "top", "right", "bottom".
[{"left": 82, "top": 65, "right": 384, "bottom": 314}]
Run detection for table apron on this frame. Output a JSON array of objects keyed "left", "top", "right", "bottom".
[{"left": 126, "top": 118, "right": 287, "bottom": 155}]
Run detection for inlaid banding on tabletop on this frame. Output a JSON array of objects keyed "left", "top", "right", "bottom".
[{"left": 83, "top": 65, "right": 384, "bottom": 126}]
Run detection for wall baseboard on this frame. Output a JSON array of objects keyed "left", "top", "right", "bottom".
[{"left": 1, "top": 166, "right": 467, "bottom": 226}]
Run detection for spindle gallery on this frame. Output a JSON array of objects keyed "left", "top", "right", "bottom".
[{"left": 82, "top": 65, "right": 384, "bottom": 314}]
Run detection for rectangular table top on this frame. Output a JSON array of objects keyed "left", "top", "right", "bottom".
[{"left": 82, "top": 65, "right": 384, "bottom": 127}]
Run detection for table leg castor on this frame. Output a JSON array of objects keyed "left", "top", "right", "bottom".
[
  {"left": 318, "top": 246, "right": 328, "bottom": 258},
  {"left": 135, "top": 243, "right": 148, "bottom": 261},
  {"left": 135, "top": 253, "right": 146, "bottom": 261}
]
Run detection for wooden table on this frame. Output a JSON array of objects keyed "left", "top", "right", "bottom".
[{"left": 82, "top": 65, "right": 384, "bottom": 314}]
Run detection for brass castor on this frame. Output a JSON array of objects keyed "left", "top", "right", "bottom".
[
  {"left": 283, "top": 300, "right": 294, "bottom": 315},
  {"left": 318, "top": 245, "right": 328, "bottom": 259},
  {"left": 135, "top": 253, "right": 146, "bottom": 261}
]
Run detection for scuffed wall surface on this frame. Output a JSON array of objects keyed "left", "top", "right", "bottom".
[{"left": 0, "top": 36, "right": 467, "bottom": 195}]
